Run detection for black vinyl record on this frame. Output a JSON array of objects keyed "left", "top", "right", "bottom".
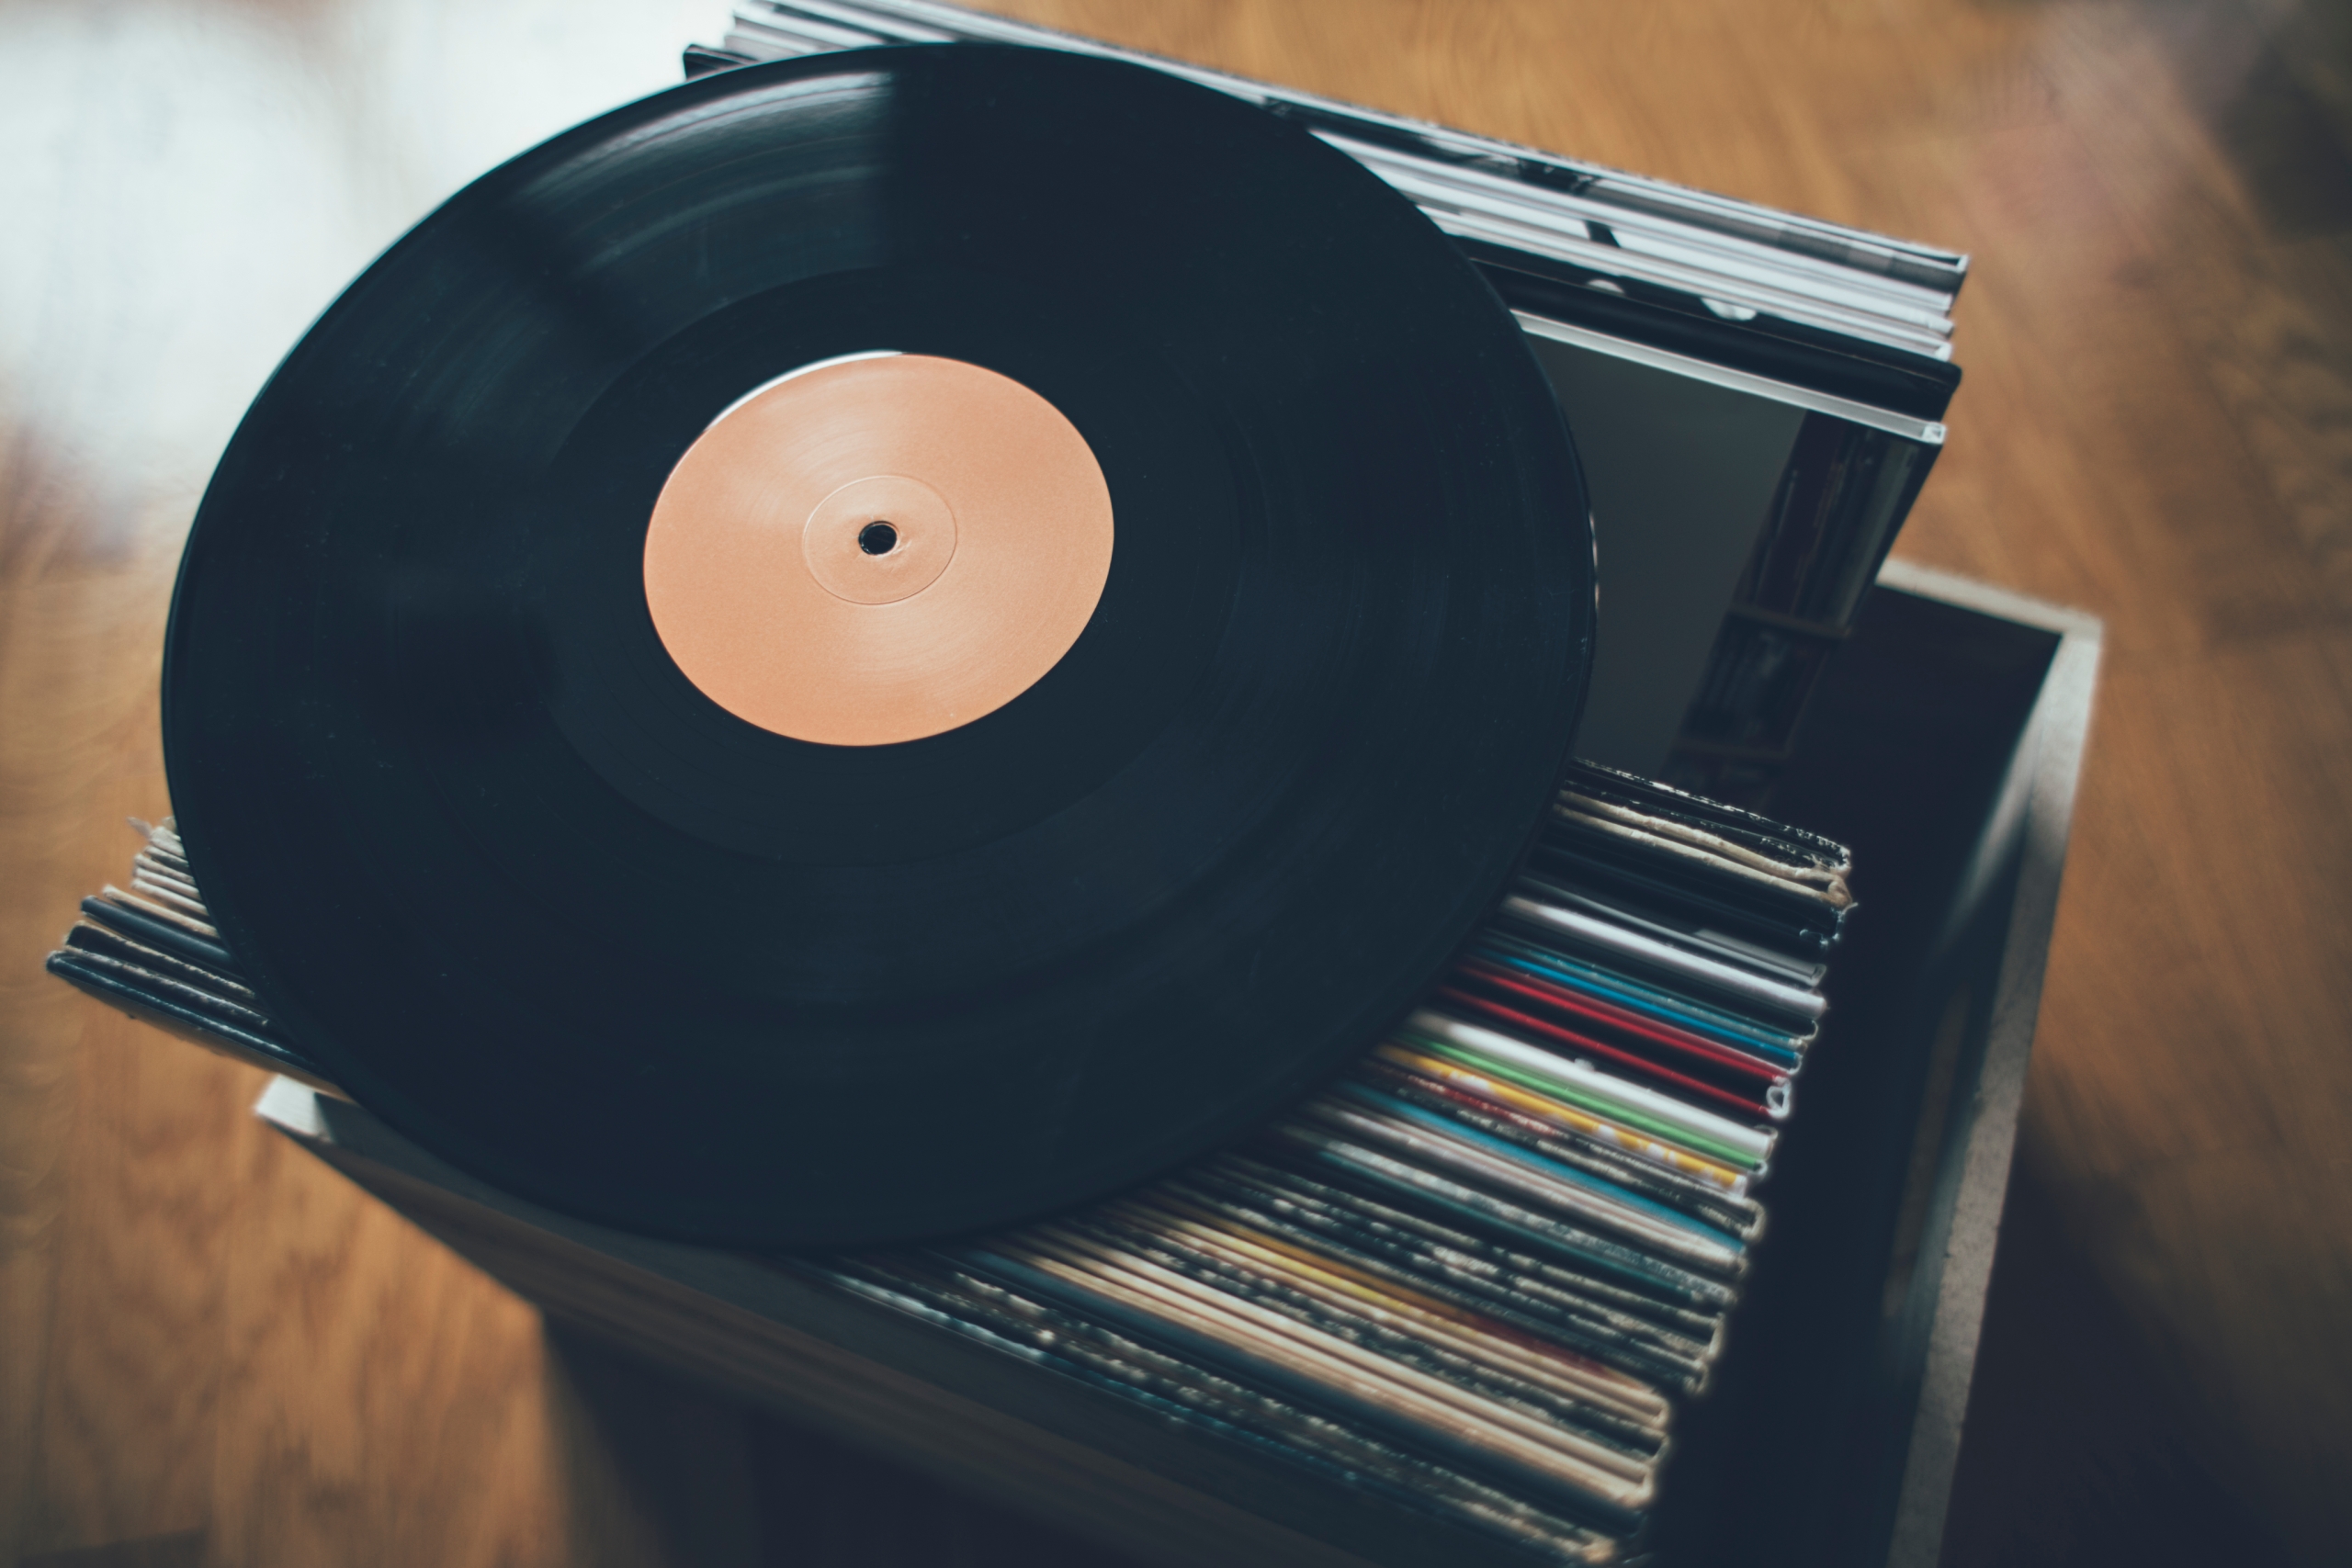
[{"left": 162, "top": 44, "right": 1595, "bottom": 1247}]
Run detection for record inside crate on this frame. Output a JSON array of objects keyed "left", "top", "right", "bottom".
[
  {"left": 31, "top": 17, "right": 2047, "bottom": 1559},
  {"left": 52, "top": 758, "right": 1855, "bottom": 1559},
  {"left": 700, "top": 0, "right": 1967, "bottom": 803},
  {"left": 154, "top": 43, "right": 1597, "bottom": 1248}
]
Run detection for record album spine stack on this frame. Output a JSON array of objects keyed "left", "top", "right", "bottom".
[
  {"left": 802, "top": 762, "right": 1849, "bottom": 1561},
  {"left": 42, "top": 822, "right": 335, "bottom": 1093},
  {"left": 47, "top": 763, "right": 1852, "bottom": 1562},
  {"left": 687, "top": 0, "right": 1966, "bottom": 806}
]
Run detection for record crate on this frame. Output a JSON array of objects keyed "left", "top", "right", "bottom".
[{"left": 233, "top": 560, "right": 2095, "bottom": 1568}]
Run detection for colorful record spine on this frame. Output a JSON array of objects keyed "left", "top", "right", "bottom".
[
  {"left": 783, "top": 764, "right": 1849, "bottom": 1558},
  {"left": 46, "top": 762, "right": 1852, "bottom": 1562}
]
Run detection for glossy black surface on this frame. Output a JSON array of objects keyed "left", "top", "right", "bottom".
[{"left": 162, "top": 46, "right": 1594, "bottom": 1247}]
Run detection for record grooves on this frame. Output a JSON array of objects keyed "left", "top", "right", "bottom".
[{"left": 162, "top": 44, "right": 1595, "bottom": 1247}]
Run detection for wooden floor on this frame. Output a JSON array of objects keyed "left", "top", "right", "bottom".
[{"left": 4, "top": 0, "right": 2349, "bottom": 1562}]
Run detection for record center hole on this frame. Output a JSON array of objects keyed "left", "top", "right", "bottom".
[{"left": 857, "top": 522, "right": 899, "bottom": 556}]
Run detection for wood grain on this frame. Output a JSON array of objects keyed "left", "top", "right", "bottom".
[{"left": 3, "top": 0, "right": 2349, "bottom": 1563}]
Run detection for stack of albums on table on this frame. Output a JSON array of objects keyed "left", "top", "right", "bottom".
[
  {"left": 690, "top": 0, "right": 1968, "bottom": 807},
  {"left": 49, "top": 761, "right": 1855, "bottom": 1561},
  {"left": 39, "top": 17, "right": 1986, "bottom": 1556}
]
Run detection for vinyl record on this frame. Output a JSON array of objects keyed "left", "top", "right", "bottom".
[{"left": 162, "top": 44, "right": 1595, "bottom": 1246}]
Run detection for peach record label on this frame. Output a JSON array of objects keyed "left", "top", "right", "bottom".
[{"left": 642, "top": 353, "right": 1114, "bottom": 747}]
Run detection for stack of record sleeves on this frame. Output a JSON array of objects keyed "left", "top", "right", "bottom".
[
  {"left": 802, "top": 762, "right": 1849, "bottom": 1560},
  {"left": 47, "top": 762, "right": 1851, "bottom": 1561},
  {"left": 690, "top": 0, "right": 1968, "bottom": 804},
  {"left": 41, "top": 820, "right": 333, "bottom": 1092}
]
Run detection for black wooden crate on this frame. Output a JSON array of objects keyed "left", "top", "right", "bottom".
[{"left": 253, "top": 561, "right": 2097, "bottom": 1568}]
